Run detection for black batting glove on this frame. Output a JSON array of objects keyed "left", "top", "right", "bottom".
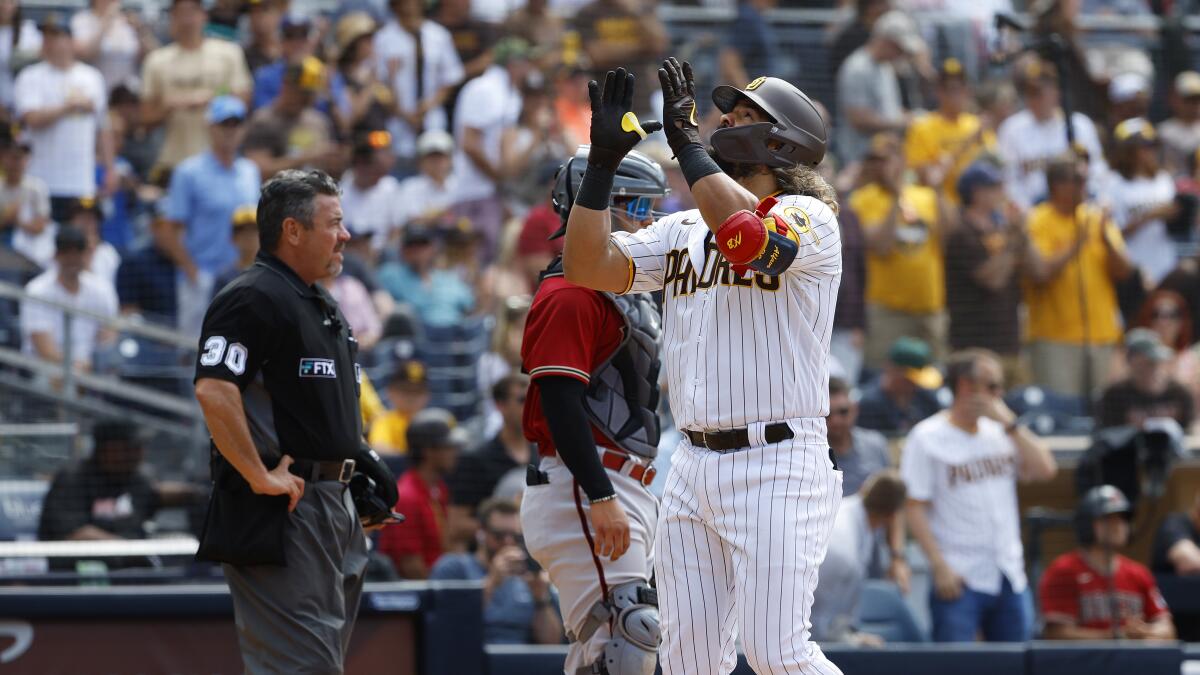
[
  {"left": 587, "top": 67, "right": 662, "bottom": 171},
  {"left": 658, "top": 58, "right": 703, "bottom": 157}
]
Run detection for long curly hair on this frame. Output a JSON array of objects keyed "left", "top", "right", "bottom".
[{"left": 773, "top": 164, "right": 839, "bottom": 214}]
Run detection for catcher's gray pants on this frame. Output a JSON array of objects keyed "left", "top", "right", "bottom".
[{"left": 223, "top": 482, "right": 368, "bottom": 675}]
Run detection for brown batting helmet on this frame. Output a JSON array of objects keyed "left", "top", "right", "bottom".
[{"left": 710, "top": 76, "right": 828, "bottom": 168}]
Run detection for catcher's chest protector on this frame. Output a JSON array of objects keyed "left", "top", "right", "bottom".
[{"left": 584, "top": 292, "right": 663, "bottom": 460}]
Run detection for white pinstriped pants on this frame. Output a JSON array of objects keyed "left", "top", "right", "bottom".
[{"left": 655, "top": 433, "right": 844, "bottom": 675}]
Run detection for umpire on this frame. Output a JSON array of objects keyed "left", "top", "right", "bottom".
[{"left": 194, "top": 169, "right": 399, "bottom": 674}]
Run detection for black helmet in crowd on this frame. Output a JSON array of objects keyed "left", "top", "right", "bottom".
[
  {"left": 1074, "top": 484, "right": 1133, "bottom": 545},
  {"left": 710, "top": 76, "right": 828, "bottom": 168},
  {"left": 549, "top": 145, "right": 670, "bottom": 240}
]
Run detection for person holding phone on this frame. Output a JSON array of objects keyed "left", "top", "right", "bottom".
[{"left": 430, "top": 497, "right": 564, "bottom": 644}]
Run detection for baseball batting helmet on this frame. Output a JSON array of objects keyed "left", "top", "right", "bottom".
[
  {"left": 1074, "top": 484, "right": 1133, "bottom": 545},
  {"left": 710, "top": 76, "right": 828, "bottom": 168},
  {"left": 549, "top": 145, "right": 670, "bottom": 240}
]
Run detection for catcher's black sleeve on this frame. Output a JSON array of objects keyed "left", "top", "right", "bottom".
[{"left": 536, "top": 376, "right": 615, "bottom": 502}]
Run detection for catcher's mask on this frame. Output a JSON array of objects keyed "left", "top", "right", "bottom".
[{"left": 549, "top": 145, "right": 671, "bottom": 240}]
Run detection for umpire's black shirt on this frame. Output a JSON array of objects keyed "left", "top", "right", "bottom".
[{"left": 194, "top": 252, "right": 362, "bottom": 462}]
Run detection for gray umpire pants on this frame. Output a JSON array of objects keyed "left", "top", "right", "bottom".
[{"left": 223, "top": 482, "right": 368, "bottom": 675}]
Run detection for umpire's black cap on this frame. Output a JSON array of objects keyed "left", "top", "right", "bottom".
[{"left": 710, "top": 76, "right": 828, "bottom": 168}]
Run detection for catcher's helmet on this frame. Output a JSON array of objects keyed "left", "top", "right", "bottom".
[
  {"left": 549, "top": 145, "right": 670, "bottom": 240},
  {"left": 1074, "top": 484, "right": 1132, "bottom": 545},
  {"left": 710, "top": 76, "right": 827, "bottom": 168}
]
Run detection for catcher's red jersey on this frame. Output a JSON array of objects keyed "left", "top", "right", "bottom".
[
  {"left": 521, "top": 274, "right": 625, "bottom": 458},
  {"left": 1039, "top": 550, "right": 1170, "bottom": 631}
]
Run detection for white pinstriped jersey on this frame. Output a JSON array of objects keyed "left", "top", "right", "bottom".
[{"left": 611, "top": 193, "right": 842, "bottom": 435}]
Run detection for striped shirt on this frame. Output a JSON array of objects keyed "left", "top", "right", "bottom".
[{"left": 611, "top": 194, "right": 842, "bottom": 436}]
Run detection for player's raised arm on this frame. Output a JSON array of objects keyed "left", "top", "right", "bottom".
[
  {"left": 658, "top": 57, "right": 758, "bottom": 226},
  {"left": 657, "top": 58, "right": 835, "bottom": 277},
  {"left": 563, "top": 68, "right": 661, "bottom": 292}
]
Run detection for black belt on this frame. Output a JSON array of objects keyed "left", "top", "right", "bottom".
[
  {"left": 288, "top": 458, "right": 356, "bottom": 483},
  {"left": 685, "top": 423, "right": 794, "bottom": 452}
]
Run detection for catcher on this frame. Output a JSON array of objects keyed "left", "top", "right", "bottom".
[{"left": 520, "top": 145, "right": 669, "bottom": 675}]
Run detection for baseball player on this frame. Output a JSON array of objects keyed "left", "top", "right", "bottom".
[
  {"left": 520, "top": 146, "right": 670, "bottom": 674},
  {"left": 562, "top": 60, "right": 844, "bottom": 674},
  {"left": 1039, "top": 485, "right": 1175, "bottom": 640}
]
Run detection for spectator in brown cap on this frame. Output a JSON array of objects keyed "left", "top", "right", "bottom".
[
  {"left": 242, "top": 55, "right": 341, "bottom": 177},
  {"left": 1160, "top": 71, "right": 1200, "bottom": 176},
  {"left": 369, "top": 359, "right": 433, "bottom": 455},
  {"left": 331, "top": 12, "right": 394, "bottom": 137}
]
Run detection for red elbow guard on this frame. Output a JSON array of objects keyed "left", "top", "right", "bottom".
[{"left": 716, "top": 209, "right": 769, "bottom": 265}]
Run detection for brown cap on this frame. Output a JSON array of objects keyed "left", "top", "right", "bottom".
[{"left": 335, "top": 12, "right": 377, "bottom": 61}]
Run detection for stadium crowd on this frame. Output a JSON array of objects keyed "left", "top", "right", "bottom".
[{"left": 5, "top": 0, "right": 1200, "bottom": 648}]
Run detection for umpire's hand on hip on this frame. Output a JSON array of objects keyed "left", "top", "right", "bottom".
[
  {"left": 590, "top": 498, "right": 632, "bottom": 562},
  {"left": 251, "top": 454, "right": 306, "bottom": 512}
]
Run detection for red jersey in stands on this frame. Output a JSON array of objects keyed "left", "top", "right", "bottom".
[
  {"left": 521, "top": 275, "right": 625, "bottom": 458},
  {"left": 1039, "top": 550, "right": 1170, "bottom": 631},
  {"left": 377, "top": 470, "right": 449, "bottom": 571}
]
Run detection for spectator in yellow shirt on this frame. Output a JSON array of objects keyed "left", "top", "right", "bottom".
[
  {"left": 1024, "top": 155, "right": 1135, "bottom": 399},
  {"left": 904, "top": 58, "right": 996, "bottom": 205},
  {"left": 850, "top": 133, "right": 950, "bottom": 370},
  {"left": 368, "top": 358, "right": 432, "bottom": 454}
]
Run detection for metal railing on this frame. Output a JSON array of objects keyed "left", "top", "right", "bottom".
[{"left": 0, "top": 279, "right": 207, "bottom": 477}]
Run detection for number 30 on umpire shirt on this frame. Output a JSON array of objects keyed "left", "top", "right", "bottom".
[{"left": 193, "top": 252, "right": 363, "bottom": 463}]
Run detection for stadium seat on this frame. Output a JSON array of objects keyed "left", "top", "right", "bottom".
[
  {"left": 414, "top": 315, "right": 494, "bottom": 423},
  {"left": 1005, "top": 386, "right": 1093, "bottom": 436},
  {"left": 857, "top": 579, "right": 927, "bottom": 643},
  {"left": 0, "top": 480, "right": 49, "bottom": 540}
]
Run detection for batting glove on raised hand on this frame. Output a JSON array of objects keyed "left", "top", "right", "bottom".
[
  {"left": 587, "top": 67, "right": 662, "bottom": 171},
  {"left": 658, "top": 57, "right": 702, "bottom": 157}
]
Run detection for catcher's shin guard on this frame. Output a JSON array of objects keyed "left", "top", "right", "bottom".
[{"left": 572, "top": 581, "right": 660, "bottom": 675}]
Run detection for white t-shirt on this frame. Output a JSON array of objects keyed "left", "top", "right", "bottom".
[
  {"left": 70, "top": 10, "right": 141, "bottom": 91},
  {"left": 996, "top": 109, "right": 1107, "bottom": 209},
  {"left": 1103, "top": 170, "right": 1177, "bottom": 285},
  {"left": 900, "top": 412, "right": 1027, "bottom": 594},
  {"left": 452, "top": 66, "right": 522, "bottom": 201},
  {"left": 13, "top": 61, "right": 108, "bottom": 198},
  {"left": 340, "top": 171, "right": 403, "bottom": 251},
  {"left": 373, "top": 19, "right": 464, "bottom": 159},
  {"left": 47, "top": 242, "right": 121, "bottom": 289},
  {"left": 20, "top": 269, "right": 118, "bottom": 367},
  {"left": 811, "top": 494, "right": 876, "bottom": 640},
  {"left": 0, "top": 174, "right": 53, "bottom": 267},
  {"left": 394, "top": 173, "right": 459, "bottom": 228}
]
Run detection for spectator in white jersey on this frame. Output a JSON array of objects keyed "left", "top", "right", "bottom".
[
  {"left": 902, "top": 348, "right": 1057, "bottom": 642},
  {"left": 20, "top": 226, "right": 118, "bottom": 373},
  {"left": 1160, "top": 71, "right": 1200, "bottom": 176},
  {"left": 339, "top": 129, "right": 403, "bottom": 255},
  {"left": 1104, "top": 118, "right": 1179, "bottom": 288},
  {"left": 811, "top": 469, "right": 908, "bottom": 646},
  {"left": 997, "top": 56, "right": 1106, "bottom": 211}
]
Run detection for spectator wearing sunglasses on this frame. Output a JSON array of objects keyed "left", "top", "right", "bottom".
[
  {"left": 828, "top": 376, "right": 892, "bottom": 497},
  {"left": 447, "top": 374, "right": 534, "bottom": 548},
  {"left": 430, "top": 497, "right": 563, "bottom": 645},
  {"left": 1097, "top": 328, "right": 1194, "bottom": 432}
]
